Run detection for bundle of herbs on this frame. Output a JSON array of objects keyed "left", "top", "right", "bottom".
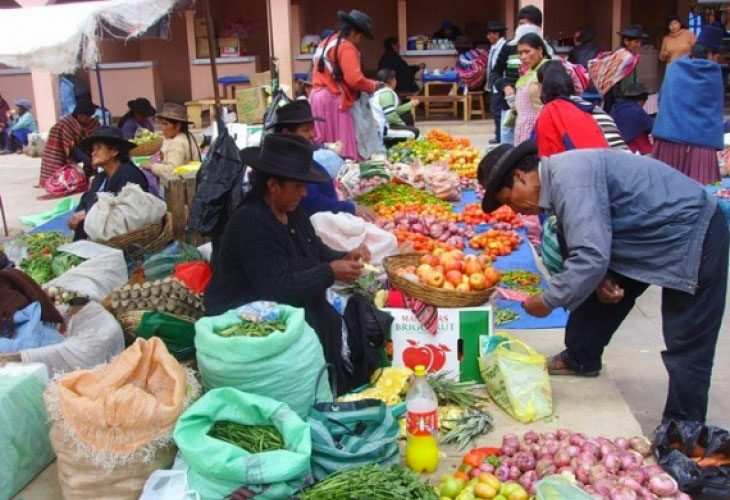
[
  {"left": 208, "top": 421, "right": 284, "bottom": 453},
  {"left": 215, "top": 319, "right": 287, "bottom": 338}
]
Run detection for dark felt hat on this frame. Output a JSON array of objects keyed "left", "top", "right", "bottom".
[
  {"left": 241, "top": 133, "right": 329, "bottom": 183},
  {"left": 478, "top": 141, "right": 538, "bottom": 212},
  {"left": 73, "top": 99, "right": 98, "bottom": 116},
  {"left": 487, "top": 21, "right": 506, "bottom": 33},
  {"left": 454, "top": 35, "right": 473, "bottom": 52},
  {"left": 578, "top": 27, "right": 596, "bottom": 43},
  {"left": 697, "top": 22, "right": 725, "bottom": 52},
  {"left": 127, "top": 98, "right": 156, "bottom": 117},
  {"left": 618, "top": 24, "right": 649, "bottom": 40},
  {"left": 338, "top": 9, "right": 374, "bottom": 39},
  {"left": 264, "top": 100, "right": 324, "bottom": 130},
  {"left": 79, "top": 126, "right": 136, "bottom": 152}
]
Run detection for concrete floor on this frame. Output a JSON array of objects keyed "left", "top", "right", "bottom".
[{"left": 4, "top": 118, "right": 729, "bottom": 499}]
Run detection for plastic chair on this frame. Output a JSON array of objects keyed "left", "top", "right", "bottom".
[{"left": 0, "top": 194, "right": 7, "bottom": 236}]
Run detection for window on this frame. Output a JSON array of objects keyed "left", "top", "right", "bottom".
[{"left": 689, "top": 10, "right": 703, "bottom": 36}]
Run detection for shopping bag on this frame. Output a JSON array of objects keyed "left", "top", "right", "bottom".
[
  {"left": 653, "top": 420, "right": 730, "bottom": 500},
  {"left": 535, "top": 475, "right": 594, "bottom": 500},
  {"left": 308, "top": 366, "right": 399, "bottom": 481},
  {"left": 173, "top": 387, "right": 311, "bottom": 500},
  {"left": 173, "top": 261, "right": 212, "bottom": 294},
  {"left": 136, "top": 311, "right": 197, "bottom": 361},
  {"left": 478, "top": 334, "right": 552, "bottom": 423}
]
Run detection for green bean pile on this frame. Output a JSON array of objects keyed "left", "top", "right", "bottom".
[
  {"left": 208, "top": 421, "right": 284, "bottom": 453},
  {"left": 215, "top": 319, "right": 287, "bottom": 338}
]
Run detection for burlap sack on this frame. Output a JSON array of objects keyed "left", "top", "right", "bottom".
[{"left": 44, "top": 337, "right": 199, "bottom": 500}]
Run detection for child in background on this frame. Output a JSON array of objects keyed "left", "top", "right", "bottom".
[{"left": 370, "top": 69, "right": 420, "bottom": 144}]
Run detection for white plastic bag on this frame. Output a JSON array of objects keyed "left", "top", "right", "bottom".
[
  {"left": 84, "top": 184, "right": 167, "bottom": 241},
  {"left": 44, "top": 248, "right": 127, "bottom": 302},
  {"left": 139, "top": 456, "right": 200, "bottom": 500},
  {"left": 310, "top": 212, "right": 397, "bottom": 268},
  {"left": 21, "top": 302, "right": 125, "bottom": 377}
]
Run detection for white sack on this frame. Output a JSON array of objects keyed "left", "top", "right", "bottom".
[
  {"left": 84, "top": 184, "right": 167, "bottom": 241},
  {"left": 310, "top": 212, "right": 397, "bottom": 268},
  {"left": 44, "top": 248, "right": 127, "bottom": 302}
]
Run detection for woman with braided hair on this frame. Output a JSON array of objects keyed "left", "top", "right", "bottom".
[{"left": 310, "top": 9, "right": 384, "bottom": 160}]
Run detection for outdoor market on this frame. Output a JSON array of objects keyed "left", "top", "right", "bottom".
[{"left": 1, "top": 1, "right": 730, "bottom": 500}]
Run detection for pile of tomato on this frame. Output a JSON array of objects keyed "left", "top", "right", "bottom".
[
  {"left": 488, "top": 205, "right": 523, "bottom": 228},
  {"left": 394, "top": 229, "right": 463, "bottom": 252},
  {"left": 469, "top": 229, "right": 522, "bottom": 259}
]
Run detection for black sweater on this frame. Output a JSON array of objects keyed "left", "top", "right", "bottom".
[{"left": 204, "top": 197, "right": 346, "bottom": 315}]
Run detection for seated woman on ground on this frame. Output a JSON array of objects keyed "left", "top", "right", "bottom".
[
  {"left": 118, "top": 98, "right": 156, "bottom": 139},
  {"left": 140, "top": 103, "right": 200, "bottom": 177},
  {"left": 1, "top": 98, "right": 38, "bottom": 155},
  {"left": 371, "top": 68, "right": 420, "bottom": 144},
  {"left": 68, "top": 127, "right": 149, "bottom": 241},
  {"left": 205, "top": 133, "right": 370, "bottom": 394}
]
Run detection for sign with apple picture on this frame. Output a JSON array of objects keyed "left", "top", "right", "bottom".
[{"left": 385, "top": 306, "right": 492, "bottom": 382}]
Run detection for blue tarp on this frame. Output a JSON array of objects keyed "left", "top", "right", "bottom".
[
  {"left": 706, "top": 178, "right": 730, "bottom": 228},
  {"left": 454, "top": 190, "right": 568, "bottom": 330},
  {"left": 28, "top": 210, "right": 74, "bottom": 237}
]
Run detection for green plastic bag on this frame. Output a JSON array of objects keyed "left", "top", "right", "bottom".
[
  {"left": 136, "top": 311, "right": 196, "bottom": 360},
  {"left": 143, "top": 243, "right": 203, "bottom": 281},
  {"left": 0, "top": 373, "right": 55, "bottom": 500},
  {"left": 173, "top": 387, "right": 312, "bottom": 500},
  {"left": 19, "top": 197, "right": 76, "bottom": 227},
  {"left": 535, "top": 474, "right": 594, "bottom": 500},
  {"left": 308, "top": 398, "right": 400, "bottom": 481},
  {"left": 478, "top": 334, "right": 552, "bottom": 423},
  {"left": 195, "top": 305, "right": 332, "bottom": 418}
]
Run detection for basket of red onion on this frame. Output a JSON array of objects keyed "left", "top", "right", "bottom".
[{"left": 487, "top": 430, "right": 690, "bottom": 500}]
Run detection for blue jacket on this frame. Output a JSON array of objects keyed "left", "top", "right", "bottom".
[
  {"left": 299, "top": 161, "right": 356, "bottom": 217},
  {"left": 539, "top": 150, "right": 717, "bottom": 311},
  {"left": 652, "top": 56, "right": 724, "bottom": 150}
]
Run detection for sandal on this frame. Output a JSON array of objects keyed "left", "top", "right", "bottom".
[{"left": 547, "top": 354, "right": 600, "bottom": 377}]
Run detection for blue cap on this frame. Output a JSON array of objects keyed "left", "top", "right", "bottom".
[
  {"left": 320, "top": 28, "right": 334, "bottom": 40},
  {"left": 697, "top": 22, "right": 725, "bottom": 52},
  {"left": 13, "top": 98, "right": 31, "bottom": 110}
]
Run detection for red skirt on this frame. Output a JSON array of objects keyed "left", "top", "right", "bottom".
[{"left": 653, "top": 139, "right": 720, "bottom": 185}]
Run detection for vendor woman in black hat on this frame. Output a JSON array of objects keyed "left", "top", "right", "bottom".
[
  {"left": 68, "top": 127, "right": 149, "bottom": 240},
  {"left": 593, "top": 24, "right": 648, "bottom": 113},
  {"left": 205, "top": 133, "right": 370, "bottom": 394},
  {"left": 118, "top": 98, "right": 156, "bottom": 139}
]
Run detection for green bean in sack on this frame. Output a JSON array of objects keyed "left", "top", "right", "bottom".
[
  {"left": 173, "top": 387, "right": 312, "bottom": 500},
  {"left": 194, "top": 304, "right": 332, "bottom": 418}
]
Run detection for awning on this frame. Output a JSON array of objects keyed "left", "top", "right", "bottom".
[{"left": 0, "top": 0, "right": 192, "bottom": 74}]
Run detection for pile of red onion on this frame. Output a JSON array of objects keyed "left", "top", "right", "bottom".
[{"left": 480, "top": 430, "right": 689, "bottom": 500}]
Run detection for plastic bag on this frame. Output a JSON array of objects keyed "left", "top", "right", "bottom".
[
  {"left": 84, "top": 183, "right": 167, "bottom": 241},
  {"left": 195, "top": 305, "right": 332, "bottom": 417},
  {"left": 44, "top": 247, "right": 127, "bottom": 302},
  {"left": 653, "top": 420, "right": 730, "bottom": 500},
  {"left": 143, "top": 243, "right": 204, "bottom": 281},
  {"left": 136, "top": 311, "right": 197, "bottom": 361},
  {"left": 173, "top": 388, "right": 312, "bottom": 500},
  {"left": 139, "top": 457, "right": 200, "bottom": 500},
  {"left": 173, "top": 261, "right": 212, "bottom": 294},
  {"left": 44, "top": 165, "right": 88, "bottom": 197},
  {"left": 478, "top": 334, "right": 552, "bottom": 423},
  {"left": 0, "top": 302, "right": 64, "bottom": 353},
  {"left": 535, "top": 474, "right": 594, "bottom": 500},
  {"left": 0, "top": 364, "right": 55, "bottom": 500}
]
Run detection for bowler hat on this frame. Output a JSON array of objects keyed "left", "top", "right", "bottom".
[
  {"left": 478, "top": 141, "right": 538, "bottom": 212},
  {"left": 618, "top": 24, "right": 649, "bottom": 40},
  {"left": 487, "top": 21, "right": 506, "bottom": 33},
  {"left": 156, "top": 102, "right": 193, "bottom": 124},
  {"left": 127, "top": 98, "right": 156, "bottom": 117},
  {"left": 578, "top": 27, "right": 596, "bottom": 43},
  {"left": 338, "top": 9, "right": 374, "bottom": 40},
  {"left": 265, "top": 100, "right": 324, "bottom": 130},
  {"left": 697, "top": 22, "right": 725, "bottom": 52},
  {"left": 241, "top": 133, "right": 330, "bottom": 183},
  {"left": 79, "top": 126, "right": 136, "bottom": 153},
  {"left": 454, "top": 35, "right": 473, "bottom": 52},
  {"left": 73, "top": 99, "right": 99, "bottom": 116}
]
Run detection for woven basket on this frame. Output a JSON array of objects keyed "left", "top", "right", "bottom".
[
  {"left": 129, "top": 137, "right": 163, "bottom": 157},
  {"left": 383, "top": 252, "right": 495, "bottom": 307},
  {"left": 97, "top": 212, "right": 172, "bottom": 260}
]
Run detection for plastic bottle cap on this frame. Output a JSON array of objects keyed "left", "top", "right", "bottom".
[{"left": 414, "top": 365, "right": 426, "bottom": 376}]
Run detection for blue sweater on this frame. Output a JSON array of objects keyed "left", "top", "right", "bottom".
[
  {"left": 652, "top": 56, "right": 724, "bottom": 150},
  {"left": 299, "top": 161, "right": 356, "bottom": 217}
]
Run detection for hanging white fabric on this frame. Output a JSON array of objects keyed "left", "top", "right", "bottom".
[{"left": 0, "top": 0, "right": 178, "bottom": 74}]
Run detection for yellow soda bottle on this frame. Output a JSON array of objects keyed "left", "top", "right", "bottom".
[{"left": 404, "top": 365, "right": 439, "bottom": 473}]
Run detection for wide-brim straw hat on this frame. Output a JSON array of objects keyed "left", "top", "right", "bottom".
[{"left": 156, "top": 102, "right": 192, "bottom": 124}]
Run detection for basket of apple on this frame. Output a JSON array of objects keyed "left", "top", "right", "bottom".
[{"left": 384, "top": 248, "right": 499, "bottom": 307}]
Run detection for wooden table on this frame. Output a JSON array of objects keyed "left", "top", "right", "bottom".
[{"left": 184, "top": 98, "right": 237, "bottom": 128}]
